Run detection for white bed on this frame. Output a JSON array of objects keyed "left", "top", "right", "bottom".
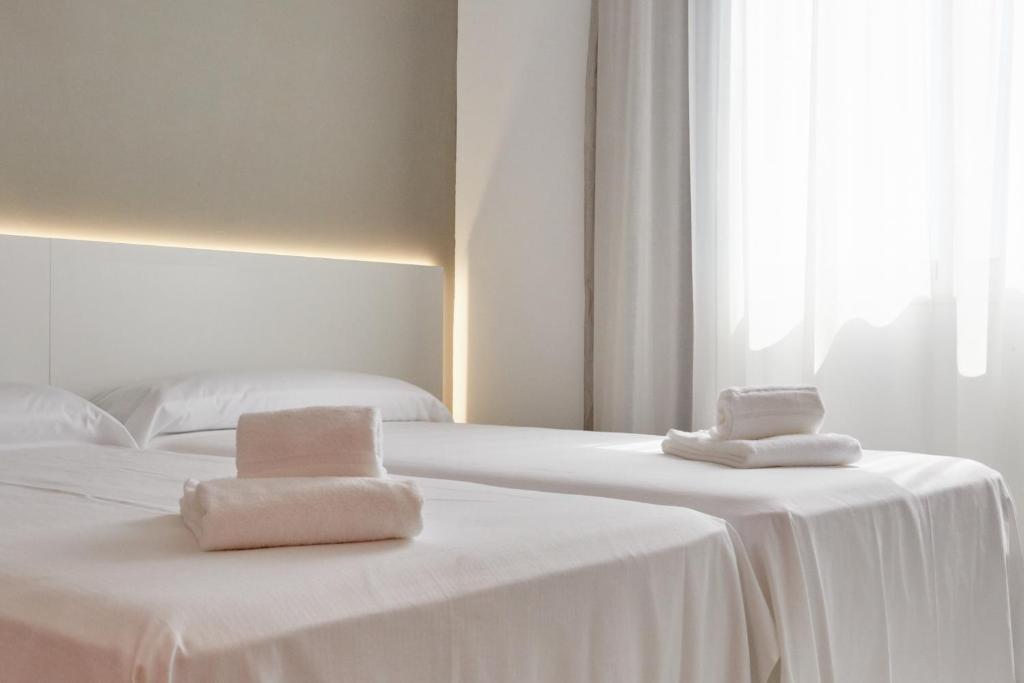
[
  {"left": 0, "top": 389, "right": 778, "bottom": 683},
  {"left": 154, "top": 419, "right": 1024, "bottom": 683}
]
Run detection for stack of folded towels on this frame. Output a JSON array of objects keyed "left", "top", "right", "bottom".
[
  {"left": 662, "top": 386, "right": 862, "bottom": 468},
  {"left": 180, "top": 406, "right": 424, "bottom": 551}
]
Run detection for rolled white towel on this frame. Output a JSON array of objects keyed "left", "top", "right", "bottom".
[
  {"left": 712, "top": 386, "right": 826, "bottom": 440},
  {"left": 663, "top": 429, "right": 861, "bottom": 468},
  {"left": 180, "top": 476, "right": 423, "bottom": 551},
  {"left": 236, "top": 405, "right": 385, "bottom": 479}
]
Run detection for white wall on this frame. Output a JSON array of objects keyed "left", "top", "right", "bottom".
[{"left": 454, "top": 0, "right": 591, "bottom": 428}]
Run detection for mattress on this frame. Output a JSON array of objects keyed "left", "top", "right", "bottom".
[
  {"left": 154, "top": 423, "right": 1024, "bottom": 683},
  {"left": 0, "top": 443, "right": 777, "bottom": 683}
]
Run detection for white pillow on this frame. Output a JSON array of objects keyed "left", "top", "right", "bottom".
[
  {"left": 0, "top": 383, "right": 137, "bottom": 449},
  {"left": 93, "top": 370, "right": 453, "bottom": 446}
]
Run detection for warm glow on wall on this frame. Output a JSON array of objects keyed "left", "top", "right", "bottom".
[
  {"left": 452, "top": 240, "right": 468, "bottom": 422},
  {"left": 0, "top": 221, "right": 439, "bottom": 268}
]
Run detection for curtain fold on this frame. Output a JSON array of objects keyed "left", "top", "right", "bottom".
[
  {"left": 691, "top": 0, "right": 1024, "bottom": 502},
  {"left": 590, "top": 0, "right": 693, "bottom": 434}
]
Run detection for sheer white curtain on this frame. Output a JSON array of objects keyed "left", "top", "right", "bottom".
[
  {"left": 591, "top": 0, "right": 692, "bottom": 434},
  {"left": 691, "top": 0, "right": 1024, "bottom": 500}
]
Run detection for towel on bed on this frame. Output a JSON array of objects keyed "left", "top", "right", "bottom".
[
  {"left": 236, "top": 405, "right": 385, "bottom": 478},
  {"left": 712, "top": 386, "right": 826, "bottom": 440},
  {"left": 663, "top": 429, "right": 862, "bottom": 468},
  {"left": 180, "top": 476, "right": 423, "bottom": 550}
]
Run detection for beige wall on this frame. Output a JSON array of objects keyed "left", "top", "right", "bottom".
[{"left": 0, "top": 0, "right": 456, "bottom": 402}]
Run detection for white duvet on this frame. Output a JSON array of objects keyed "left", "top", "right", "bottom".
[
  {"left": 156, "top": 423, "right": 1024, "bottom": 683},
  {"left": 0, "top": 443, "right": 777, "bottom": 683}
]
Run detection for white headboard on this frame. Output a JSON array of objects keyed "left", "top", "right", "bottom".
[{"left": 0, "top": 235, "right": 444, "bottom": 398}]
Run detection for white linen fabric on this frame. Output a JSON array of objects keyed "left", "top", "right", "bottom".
[
  {"left": 93, "top": 370, "right": 452, "bottom": 446},
  {"left": 180, "top": 476, "right": 423, "bottom": 551},
  {"left": 152, "top": 422, "right": 1024, "bottom": 682},
  {"left": 0, "top": 382, "right": 136, "bottom": 448},
  {"left": 590, "top": 0, "right": 693, "bottom": 434},
  {"left": 690, "top": 0, "right": 1024, "bottom": 505},
  {"left": 712, "top": 386, "right": 825, "bottom": 440},
  {"left": 235, "top": 406, "right": 385, "bottom": 478},
  {"left": 0, "top": 444, "right": 777, "bottom": 683},
  {"left": 663, "top": 430, "right": 861, "bottom": 469},
  {"left": 152, "top": 429, "right": 259, "bottom": 457}
]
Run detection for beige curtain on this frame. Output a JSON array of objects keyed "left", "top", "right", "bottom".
[{"left": 585, "top": 0, "right": 693, "bottom": 434}]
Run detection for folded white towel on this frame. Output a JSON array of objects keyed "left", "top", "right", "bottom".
[
  {"left": 180, "top": 476, "right": 423, "bottom": 551},
  {"left": 712, "top": 386, "right": 826, "bottom": 440},
  {"left": 236, "top": 405, "right": 385, "bottom": 479},
  {"left": 663, "top": 429, "right": 862, "bottom": 468}
]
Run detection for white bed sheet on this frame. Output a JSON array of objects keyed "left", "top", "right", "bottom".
[
  {"left": 0, "top": 443, "right": 777, "bottom": 683},
  {"left": 154, "top": 424, "right": 1024, "bottom": 683}
]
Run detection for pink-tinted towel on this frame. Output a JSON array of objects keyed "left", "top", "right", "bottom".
[
  {"left": 236, "top": 405, "right": 385, "bottom": 478},
  {"left": 180, "top": 476, "right": 423, "bottom": 551}
]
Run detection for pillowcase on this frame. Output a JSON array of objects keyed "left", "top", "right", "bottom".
[
  {"left": 0, "top": 382, "right": 137, "bottom": 449},
  {"left": 93, "top": 370, "right": 453, "bottom": 446}
]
